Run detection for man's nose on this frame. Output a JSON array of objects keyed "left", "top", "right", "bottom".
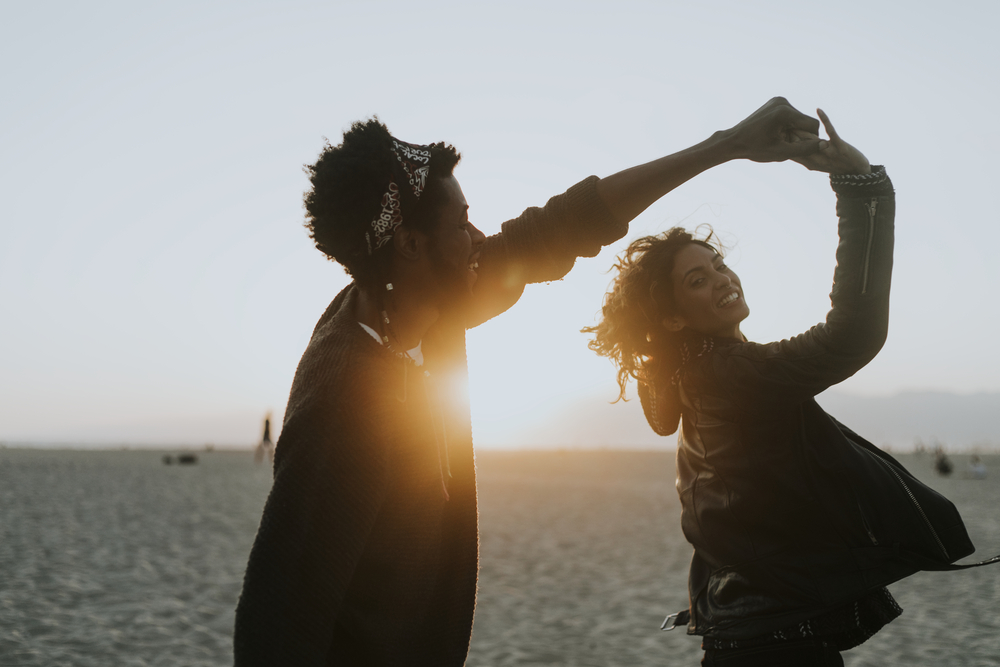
[{"left": 470, "top": 222, "right": 486, "bottom": 247}]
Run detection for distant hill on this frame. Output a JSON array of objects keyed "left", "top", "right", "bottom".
[
  {"left": 816, "top": 390, "right": 1000, "bottom": 450},
  {"left": 480, "top": 390, "right": 1000, "bottom": 451}
]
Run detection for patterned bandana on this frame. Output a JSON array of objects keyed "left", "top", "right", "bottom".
[{"left": 366, "top": 138, "right": 433, "bottom": 255}]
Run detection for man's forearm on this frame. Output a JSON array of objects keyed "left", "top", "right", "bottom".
[
  {"left": 595, "top": 131, "right": 735, "bottom": 226},
  {"left": 595, "top": 97, "right": 824, "bottom": 226}
]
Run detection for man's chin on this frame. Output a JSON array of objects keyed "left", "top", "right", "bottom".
[{"left": 434, "top": 272, "right": 475, "bottom": 311}]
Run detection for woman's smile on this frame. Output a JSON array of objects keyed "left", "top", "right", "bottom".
[
  {"left": 667, "top": 243, "right": 750, "bottom": 339},
  {"left": 716, "top": 290, "right": 741, "bottom": 308}
]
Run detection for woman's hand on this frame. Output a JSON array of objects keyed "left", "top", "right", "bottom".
[
  {"left": 791, "top": 109, "right": 871, "bottom": 175},
  {"left": 722, "top": 97, "right": 828, "bottom": 163}
]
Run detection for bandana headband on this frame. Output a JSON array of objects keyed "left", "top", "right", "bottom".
[{"left": 366, "top": 138, "right": 433, "bottom": 255}]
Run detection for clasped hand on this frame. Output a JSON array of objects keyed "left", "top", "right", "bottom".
[{"left": 726, "top": 98, "right": 870, "bottom": 175}]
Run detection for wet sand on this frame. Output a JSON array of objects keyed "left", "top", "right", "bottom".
[{"left": 1, "top": 449, "right": 997, "bottom": 666}]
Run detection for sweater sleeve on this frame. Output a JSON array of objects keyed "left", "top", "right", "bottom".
[
  {"left": 705, "top": 166, "right": 895, "bottom": 411},
  {"left": 233, "top": 398, "right": 391, "bottom": 666},
  {"left": 464, "top": 175, "right": 624, "bottom": 328}
]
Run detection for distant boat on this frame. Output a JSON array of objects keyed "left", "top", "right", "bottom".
[{"left": 177, "top": 454, "right": 198, "bottom": 465}]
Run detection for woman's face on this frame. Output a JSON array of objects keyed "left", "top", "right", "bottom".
[{"left": 665, "top": 243, "right": 749, "bottom": 340}]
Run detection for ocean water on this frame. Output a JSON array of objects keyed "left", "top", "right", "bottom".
[{"left": 1, "top": 449, "right": 997, "bottom": 666}]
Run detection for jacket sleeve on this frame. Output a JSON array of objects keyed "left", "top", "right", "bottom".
[
  {"left": 464, "top": 175, "right": 625, "bottom": 328},
  {"left": 233, "top": 399, "right": 390, "bottom": 666},
  {"left": 708, "top": 166, "right": 896, "bottom": 411}
]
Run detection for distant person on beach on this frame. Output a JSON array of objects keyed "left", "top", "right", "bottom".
[
  {"left": 934, "top": 448, "right": 954, "bottom": 476},
  {"left": 233, "top": 99, "right": 827, "bottom": 666},
  {"left": 587, "top": 111, "right": 988, "bottom": 665},
  {"left": 253, "top": 414, "right": 274, "bottom": 465},
  {"left": 967, "top": 455, "right": 988, "bottom": 479}
]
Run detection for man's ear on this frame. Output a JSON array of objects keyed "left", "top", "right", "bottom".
[
  {"left": 662, "top": 316, "right": 686, "bottom": 333},
  {"left": 392, "top": 225, "right": 424, "bottom": 261}
]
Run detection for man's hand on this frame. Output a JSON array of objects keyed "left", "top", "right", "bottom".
[
  {"left": 791, "top": 109, "right": 871, "bottom": 175},
  {"left": 723, "top": 97, "right": 827, "bottom": 163}
]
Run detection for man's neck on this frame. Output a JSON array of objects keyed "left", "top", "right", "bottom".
[{"left": 355, "top": 281, "right": 439, "bottom": 351}]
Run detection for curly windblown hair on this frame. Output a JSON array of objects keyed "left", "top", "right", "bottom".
[
  {"left": 302, "top": 117, "right": 461, "bottom": 289},
  {"left": 583, "top": 227, "right": 723, "bottom": 409}
]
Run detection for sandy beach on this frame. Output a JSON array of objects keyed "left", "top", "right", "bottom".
[{"left": 1, "top": 448, "right": 997, "bottom": 666}]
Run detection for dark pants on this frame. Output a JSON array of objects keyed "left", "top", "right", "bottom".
[{"left": 702, "top": 640, "right": 844, "bottom": 667}]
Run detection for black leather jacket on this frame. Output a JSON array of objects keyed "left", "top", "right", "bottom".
[{"left": 642, "top": 167, "right": 975, "bottom": 640}]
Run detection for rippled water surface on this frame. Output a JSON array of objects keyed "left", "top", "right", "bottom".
[{"left": 1, "top": 449, "right": 998, "bottom": 666}]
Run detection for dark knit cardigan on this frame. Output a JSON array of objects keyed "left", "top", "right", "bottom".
[{"left": 233, "top": 176, "right": 624, "bottom": 666}]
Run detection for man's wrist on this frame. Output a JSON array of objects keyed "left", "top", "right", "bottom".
[{"left": 703, "top": 128, "right": 741, "bottom": 164}]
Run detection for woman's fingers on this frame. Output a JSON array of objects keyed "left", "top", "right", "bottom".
[{"left": 817, "top": 108, "right": 842, "bottom": 143}]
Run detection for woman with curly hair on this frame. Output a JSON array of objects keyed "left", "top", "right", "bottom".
[{"left": 587, "top": 111, "right": 984, "bottom": 666}]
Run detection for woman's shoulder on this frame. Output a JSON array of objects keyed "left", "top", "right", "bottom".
[{"left": 680, "top": 335, "right": 832, "bottom": 415}]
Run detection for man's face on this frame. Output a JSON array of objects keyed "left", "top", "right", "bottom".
[{"left": 426, "top": 175, "right": 485, "bottom": 304}]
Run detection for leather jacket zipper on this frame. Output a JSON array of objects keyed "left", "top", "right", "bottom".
[
  {"left": 858, "top": 501, "right": 879, "bottom": 546},
  {"left": 877, "top": 457, "right": 950, "bottom": 560},
  {"left": 861, "top": 198, "right": 878, "bottom": 294}
]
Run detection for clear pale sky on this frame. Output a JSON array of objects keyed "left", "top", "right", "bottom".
[{"left": 2, "top": 1, "right": 998, "bottom": 447}]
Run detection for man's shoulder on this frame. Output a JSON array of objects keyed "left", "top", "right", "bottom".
[{"left": 286, "top": 286, "right": 385, "bottom": 408}]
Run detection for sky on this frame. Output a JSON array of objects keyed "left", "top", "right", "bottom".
[{"left": 2, "top": 0, "right": 998, "bottom": 448}]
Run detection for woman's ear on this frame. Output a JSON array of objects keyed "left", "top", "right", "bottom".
[{"left": 662, "top": 316, "right": 686, "bottom": 333}]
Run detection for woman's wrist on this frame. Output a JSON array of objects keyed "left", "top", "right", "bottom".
[
  {"left": 830, "top": 165, "right": 892, "bottom": 197},
  {"left": 831, "top": 158, "right": 871, "bottom": 176}
]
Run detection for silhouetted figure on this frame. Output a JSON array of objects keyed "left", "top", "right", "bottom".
[
  {"left": 934, "top": 448, "right": 953, "bottom": 476},
  {"left": 254, "top": 413, "right": 275, "bottom": 465},
  {"left": 177, "top": 453, "right": 198, "bottom": 465}
]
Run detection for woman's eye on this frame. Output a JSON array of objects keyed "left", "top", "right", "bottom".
[{"left": 691, "top": 278, "right": 704, "bottom": 287}]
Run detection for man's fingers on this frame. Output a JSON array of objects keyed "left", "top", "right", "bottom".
[
  {"left": 782, "top": 136, "right": 827, "bottom": 156},
  {"left": 817, "top": 108, "right": 841, "bottom": 142},
  {"left": 788, "top": 129, "right": 830, "bottom": 152},
  {"left": 780, "top": 104, "right": 820, "bottom": 134},
  {"left": 789, "top": 114, "right": 820, "bottom": 135},
  {"left": 789, "top": 129, "right": 820, "bottom": 142}
]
